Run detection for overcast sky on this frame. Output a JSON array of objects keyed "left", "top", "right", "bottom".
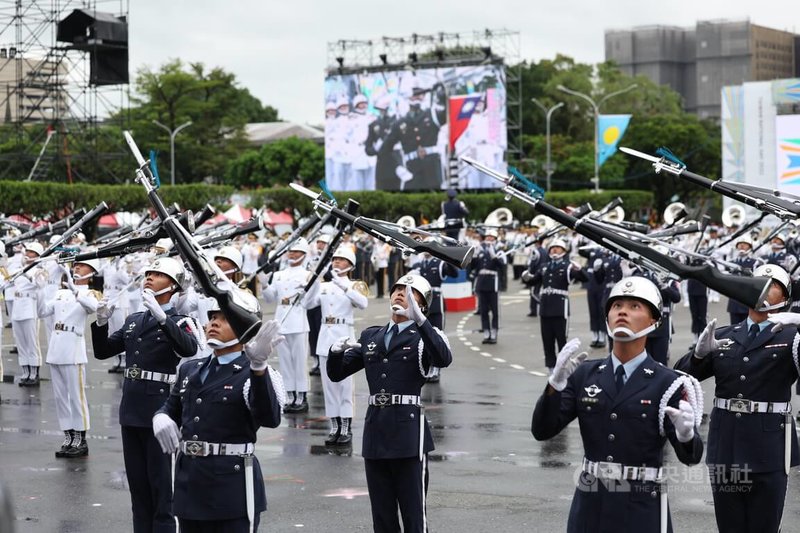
[{"left": 129, "top": 1, "right": 798, "bottom": 125}]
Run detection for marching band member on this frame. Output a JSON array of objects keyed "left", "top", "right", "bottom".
[
  {"left": 91, "top": 257, "right": 200, "bottom": 533},
  {"left": 307, "top": 246, "right": 369, "bottom": 446},
  {"left": 327, "top": 274, "right": 453, "bottom": 532},
  {"left": 263, "top": 237, "right": 318, "bottom": 413},
  {"left": 675, "top": 264, "right": 799, "bottom": 533},
  {"left": 471, "top": 229, "right": 505, "bottom": 344},
  {"left": 152, "top": 293, "right": 285, "bottom": 533},
  {"left": 533, "top": 276, "right": 704, "bottom": 532},
  {"left": 37, "top": 259, "right": 102, "bottom": 458},
  {"left": 726, "top": 236, "right": 760, "bottom": 325}
]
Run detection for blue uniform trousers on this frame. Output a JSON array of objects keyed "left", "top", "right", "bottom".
[
  {"left": 364, "top": 456, "right": 429, "bottom": 533},
  {"left": 478, "top": 290, "right": 498, "bottom": 332},
  {"left": 541, "top": 316, "right": 567, "bottom": 368},
  {"left": 709, "top": 468, "right": 787, "bottom": 533},
  {"left": 179, "top": 514, "right": 261, "bottom": 533},
  {"left": 121, "top": 425, "right": 175, "bottom": 533}
]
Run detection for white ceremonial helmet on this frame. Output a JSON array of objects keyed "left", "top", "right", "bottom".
[
  {"left": 153, "top": 238, "right": 173, "bottom": 252},
  {"left": 332, "top": 245, "right": 356, "bottom": 266},
  {"left": 752, "top": 264, "right": 791, "bottom": 311},
  {"left": 391, "top": 273, "right": 432, "bottom": 313},
  {"left": 289, "top": 237, "right": 310, "bottom": 255},
  {"left": 605, "top": 276, "right": 663, "bottom": 342},
  {"left": 49, "top": 234, "right": 62, "bottom": 245},
  {"left": 145, "top": 257, "right": 186, "bottom": 292},
  {"left": 214, "top": 246, "right": 243, "bottom": 271},
  {"left": 24, "top": 241, "right": 44, "bottom": 256},
  {"left": 548, "top": 238, "right": 569, "bottom": 252},
  {"left": 75, "top": 258, "right": 102, "bottom": 275}
]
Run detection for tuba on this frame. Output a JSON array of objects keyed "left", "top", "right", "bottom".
[
  {"left": 722, "top": 204, "right": 746, "bottom": 228},
  {"left": 396, "top": 216, "right": 416, "bottom": 230},
  {"left": 484, "top": 207, "right": 513, "bottom": 227},
  {"left": 531, "top": 214, "right": 556, "bottom": 231},
  {"left": 601, "top": 206, "right": 625, "bottom": 224}
]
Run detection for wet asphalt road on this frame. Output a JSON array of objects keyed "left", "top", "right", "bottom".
[{"left": 2, "top": 283, "right": 800, "bottom": 533}]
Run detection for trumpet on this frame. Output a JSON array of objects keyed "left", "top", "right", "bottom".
[{"left": 461, "top": 156, "right": 772, "bottom": 310}]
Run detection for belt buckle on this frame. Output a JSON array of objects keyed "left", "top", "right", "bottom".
[
  {"left": 183, "top": 440, "right": 207, "bottom": 457},
  {"left": 55, "top": 323, "right": 64, "bottom": 331},
  {"left": 127, "top": 367, "right": 141, "bottom": 380},
  {"left": 325, "top": 317, "right": 335, "bottom": 324},
  {"left": 598, "top": 462, "right": 622, "bottom": 480},
  {"left": 374, "top": 392, "right": 391, "bottom": 407},
  {"left": 729, "top": 399, "right": 752, "bottom": 414}
]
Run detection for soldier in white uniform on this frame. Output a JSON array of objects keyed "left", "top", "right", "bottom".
[
  {"left": 103, "top": 257, "right": 132, "bottom": 373},
  {"left": 263, "top": 237, "right": 318, "bottom": 413},
  {"left": 329, "top": 97, "right": 352, "bottom": 191},
  {"left": 11, "top": 242, "right": 44, "bottom": 386},
  {"left": 38, "top": 258, "right": 102, "bottom": 458},
  {"left": 308, "top": 246, "right": 369, "bottom": 446},
  {"left": 41, "top": 234, "right": 65, "bottom": 348},
  {"left": 348, "top": 94, "right": 376, "bottom": 191}
]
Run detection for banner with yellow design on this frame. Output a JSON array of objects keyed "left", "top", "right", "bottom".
[{"left": 598, "top": 114, "right": 632, "bottom": 167}]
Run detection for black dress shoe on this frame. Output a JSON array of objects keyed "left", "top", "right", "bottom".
[
  {"left": 481, "top": 338, "right": 490, "bottom": 344},
  {"left": 284, "top": 400, "right": 309, "bottom": 414},
  {"left": 28, "top": 376, "right": 40, "bottom": 387},
  {"left": 63, "top": 441, "right": 89, "bottom": 458},
  {"left": 526, "top": 312, "right": 537, "bottom": 317},
  {"left": 335, "top": 431, "right": 352, "bottom": 446},
  {"left": 486, "top": 338, "right": 497, "bottom": 345},
  {"left": 55, "top": 435, "right": 74, "bottom": 458},
  {"left": 18, "top": 377, "right": 30, "bottom": 387},
  {"left": 324, "top": 430, "right": 341, "bottom": 446},
  {"left": 309, "top": 365, "right": 321, "bottom": 376},
  {"left": 10, "top": 347, "right": 18, "bottom": 354}
]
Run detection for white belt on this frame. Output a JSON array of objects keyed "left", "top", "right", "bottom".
[
  {"left": 432, "top": 287, "right": 442, "bottom": 293},
  {"left": 581, "top": 458, "right": 663, "bottom": 482},
  {"left": 54, "top": 322, "right": 82, "bottom": 336},
  {"left": 368, "top": 393, "right": 421, "bottom": 407},
  {"left": 324, "top": 316, "right": 353, "bottom": 325},
  {"left": 478, "top": 269, "right": 498, "bottom": 276},
  {"left": 541, "top": 288, "right": 569, "bottom": 296},
  {"left": 661, "top": 306, "right": 671, "bottom": 313},
  {"left": 713, "top": 397, "right": 791, "bottom": 414},
  {"left": 180, "top": 440, "right": 255, "bottom": 457},
  {"left": 403, "top": 149, "right": 433, "bottom": 164},
  {"left": 124, "top": 367, "right": 176, "bottom": 384}
]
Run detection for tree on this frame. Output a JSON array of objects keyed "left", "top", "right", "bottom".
[
  {"left": 224, "top": 137, "right": 324, "bottom": 189},
  {"left": 122, "top": 59, "right": 280, "bottom": 183}
]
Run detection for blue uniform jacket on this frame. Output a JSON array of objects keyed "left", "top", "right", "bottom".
[
  {"left": 92, "top": 309, "right": 198, "bottom": 427},
  {"left": 532, "top": 355, "right": 704, "bottom": 533},
  {"left": 674, "top": 321, "right": 800, "bottom": 473},
  {"left": 157, "top": 354, "right": 281, "bottom": 520},
  {"left": 327, "top": 320, "right": 453, "bottom": 459},
  {"left": 470, "top": 246, "right": 505, "bottom": 292},
  {"left": 529, "top": 257, "right": 587, "bottom": 318}
]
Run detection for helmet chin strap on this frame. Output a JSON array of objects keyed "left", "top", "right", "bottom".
[
  {"left": 73, "top": 272, "right": 95, "bottom": 281},
  {"left": 148, "top": 285, "right": 176, "bottom": 297},
  {"left": 207, "top": 337, "right": 240, "bottom": 349},
  {"left": 289, "top": 257, "right": 304, "bottom": 267},
  {"left": 221, "top": 268, "right": 237, "bottom": 276},
  {"left": 550, "top": 253, "right": 565, "bottom": 260},
  {"left": 332, "top": 266, "right": 353, "bottom": 275},
  {"left": 757, "top": 300, "right": 789, "bottom": 312},
  {"left": 606, "top": 322, "right": 659, "bottom": 342}
]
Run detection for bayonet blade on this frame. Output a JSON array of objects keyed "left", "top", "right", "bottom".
[{"left": 619, "top": 146, "right": 662, "bottom": 164}]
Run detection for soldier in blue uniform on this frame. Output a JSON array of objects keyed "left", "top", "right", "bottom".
[
  {"left": 594, "top": 252, "right": 624, "bottom": 349},
  {"left": 762, "top": 233, "right": 793, "bottom": 269},
  {"left": 327, "top": 274, "right": 453, "bottom": 533},
  {"left": 579, "top": 245, "right": 608, "bottom": 347},
  {"left": 440, "top": 189, "right": 469, "bottom": 241},
  {"left": 410, "top": 241, "right": 458, "bottom": 383},
  {"left": 521, "top": 235, "right": 547, "bottom": 317},
  {"left": 675, "top": 264, "right": 799, "bottom": 533},
  {"left": 92, "top": 257, "right": 200, "bottom": 533},
  {"left": 726, "top": 236, "right": 760, "bottom": 325},
  {"left": 470, "top": 229, "right": 506, "bottom": 344},
  {"left": 366, "top": 95, "right": 401, "bottom": 191},
  {"left": 528, "top": 238, "right": 587, "bottom": 371},
  {"left": 152, "top": 291, "right": 285, "bottom": 533},
  {"left": 532, "top": 276, "right": 704, "bottom": 533}
]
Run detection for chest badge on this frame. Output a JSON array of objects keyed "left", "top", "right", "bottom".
[
  {"left": 126, "top": 322, "right": 136, "bottom": 332},
  {"left": 584, "top": 384, "right": 602, "bottom": 397},
  {"left": 232, "top": 364, "right": 242, "bottom": 371},
  {"left": 367, "top": 342, "right": 377, "bottom": 351},
  {"left": 598, "top": 364, "right": 607, "bottom": 371},
  {"left": 643, "top": 368, "right": 654, "bottom": 376}
]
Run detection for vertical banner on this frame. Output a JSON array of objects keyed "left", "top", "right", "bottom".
[
  {"left": 721, "top": 85, "right": 745, "bottom": 184},
  {"left": 742, "top": 81, "right": 776, "bottom": 190},
  {"left": 775, "top": 114, "right": 800, "bottom": 196},
  {"left": 597, "top": 114, "right": 631, "bottom": 166}
]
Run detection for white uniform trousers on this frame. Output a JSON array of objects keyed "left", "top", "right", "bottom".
[
  {"left": 278, "top": 332, "right": 308, "bottom": 392},
  {"left": 50, "top": 363, "right": 90, "bottom": 431},
  {"left": 43, "top": 314, "right": 55, "bottom": 349},
  {"left": 319, "top": 355, "right": 354, "bottom": 418},
  {"left": 12, "top": 318, "right": 41, "bottom": 367}
]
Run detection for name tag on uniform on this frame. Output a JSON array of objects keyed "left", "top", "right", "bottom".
[
  {"left": 764, "top": 343, "right": 788, "bottom": 349},
  {"left": 402, "top": 346, "right": 411, "bottom": 350},
  {"left": 580, "top": 397, "right": 599, "bottom": 404},
  {"left": 718, "top": 339, "right": 734, "bottom": 350},
  {"left": 224, "top": 385, "right": 233, "bottom": 390}
]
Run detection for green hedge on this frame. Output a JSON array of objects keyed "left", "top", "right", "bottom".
[
  {"left": 253, "top": 188, "right": 654, "bottom": 224},
  {"left": 0, "top": 181, "right": 235, "bottom": 214}
]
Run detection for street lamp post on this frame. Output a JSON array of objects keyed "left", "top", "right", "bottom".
[
  {"left": 530, "top": 98, "right": 564, "bottom": 192},
  {"left": 556, "top": 83, "right": 637, "bottom": 193},
  {"left": 152, "top": 120, "right": 193, "bottom": 186}
]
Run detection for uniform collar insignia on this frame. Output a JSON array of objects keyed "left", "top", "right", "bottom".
[
  {"left": 643, "top": 368, "right": 654, "bottom": 376},
  {"left": 598, "top": 364, "right": 607, "bottom": 371},
  {"left": 367, "top": 342, "right": 377, "bottom": 351},
  {"left": 233, "top": 364, "right": 242, "bottom": 371},
  {"left": 584, "top": 384, "right": 602, "bottom": 397}
]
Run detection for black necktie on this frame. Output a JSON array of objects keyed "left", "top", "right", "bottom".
[
  {"left": 202, "top": 357, "right": 219, "bottom": 384},
  {"left": 747, "top": 323, "right": 760, "bottom": 344},
  {"left": 615, "top": 365, "right": 626, "bottom": 393},
  {"left": 386, "top": 324, "right": 399, "bottom": 349}
]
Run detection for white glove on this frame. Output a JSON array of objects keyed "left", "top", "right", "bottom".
[
  {"left": 769, "top": 312, "right": 800, "bottom": 333},
  {"left": 395, "top": 166, "right": 413, "bottom": 183},
  {"left": 394, "top": 284, "right": 426, "bottom": 325},
  {"left": 569, "top": 260, "right": 582, "bottom": 271},
  {"left": 620, "top": 260, "right": 635, "bottom": 278},
  {"left": 693, "top": 318, "right": 722, "bottom": 359},
  {"left": 592, "top": 258, "right": 603, "bottom": 271},
  {"left": 331, "top": 275, "right": 349, "bottom": 291},
  {"left": 548, "top": 338, "right": 587, "bottom": 392},
  {"left": 244, "top": 319, "right": 285, "bottom": 371},
  {"left": 142, "top": 289, "right": 167, "bottom": 324},
  {"left": 33, "top": 269, "right": 48, "bottom": 289},
  {"left": 152, "top": 413, "right": 181, "bottom": 454},
  {"left": 665, "top": 400, "right": 695, "bottom": 443},
  {"left": 64, "top": 270, "right": 77, "bottom": 295},
  {"left": 95, "top": 297, "right": 115, "bottom": 327},
  {"left": 487, "top": 244, "right": 496, "bottom": 259},
  {"left": 331, "top": 335, "right": 361, "bottom": 354}
]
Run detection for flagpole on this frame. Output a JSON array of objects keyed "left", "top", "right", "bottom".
[
  {"left": 557, "top": 83, "right": 637, "bottom": 193},
  {"left": 531, "top": 98, "right": 564, "bottom": 192}
]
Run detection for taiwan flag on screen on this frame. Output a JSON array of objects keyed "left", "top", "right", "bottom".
[{"left": 449, "top": 94, "right": 483, "bottom": 151}]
